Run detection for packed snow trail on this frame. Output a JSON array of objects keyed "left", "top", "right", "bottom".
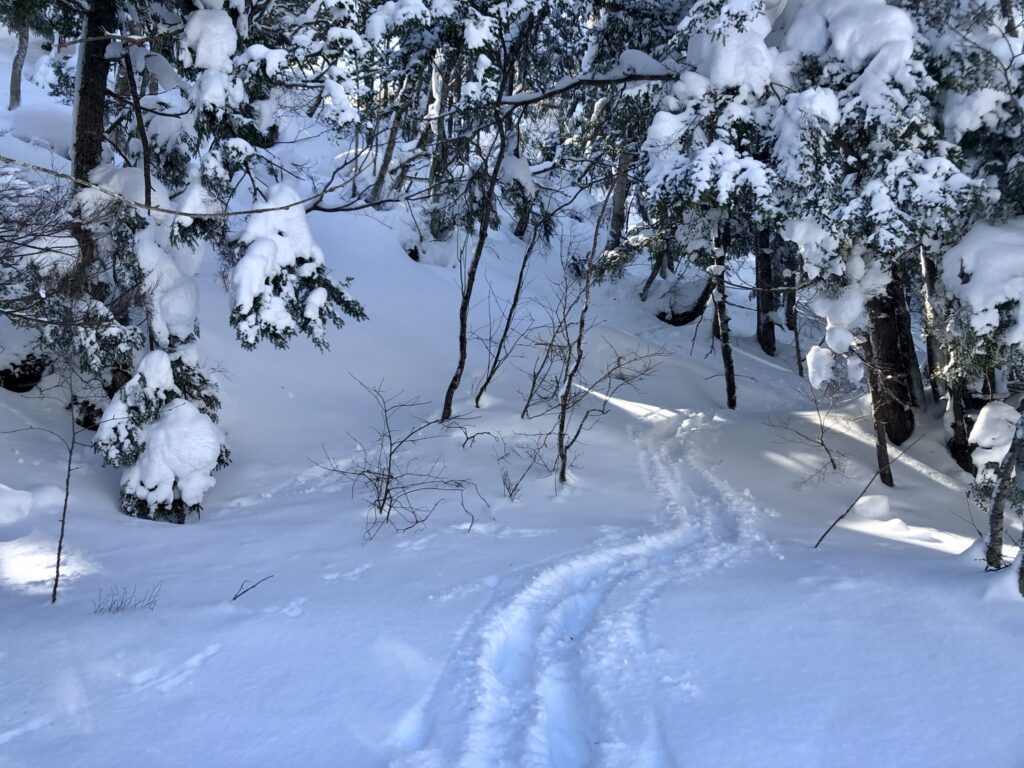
[{"left": 390, "top": 411, "right": 764, "bottom": 767}]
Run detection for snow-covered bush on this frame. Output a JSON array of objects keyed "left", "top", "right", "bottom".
[
  {"left": 230, "top": 184, "right": 365, "bottom": 350},
  {"left": 95, "top": 351, "right": 228, "bottom": 523}
]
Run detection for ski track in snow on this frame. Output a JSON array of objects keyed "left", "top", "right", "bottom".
[{"left": 391, "top": 411, "right": 765, "bottom": 768}]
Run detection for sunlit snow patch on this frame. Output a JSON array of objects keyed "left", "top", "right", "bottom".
[
  {"left": 0, "top": 538, "right": 99, "bottom": 595},
  {"left": 840, "top": 495, "right": 974, "bottom": 554}
]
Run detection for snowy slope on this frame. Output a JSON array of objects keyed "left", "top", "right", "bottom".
[{"left": 1, "top": 34, "right": 1023, "bottom": 768}]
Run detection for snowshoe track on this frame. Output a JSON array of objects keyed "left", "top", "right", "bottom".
[{"left": 391, "top": 412, "right": 764, "bottom": 768}]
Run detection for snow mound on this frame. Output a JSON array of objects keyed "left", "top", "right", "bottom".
[
  {"left": 850, "top": 495, "right": 889, "bottom": 520},
  {"left": 969, "top": 401, "right": 1020, "bottom": 467},
  {"left": 0, "top": 484, "right": 32, "bottom": 526}
]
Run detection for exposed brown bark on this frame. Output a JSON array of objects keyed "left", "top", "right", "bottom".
[{"left": 8, "top": 25, "right": 28, "bottom": 111}]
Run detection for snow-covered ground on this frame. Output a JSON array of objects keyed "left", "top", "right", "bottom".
[{"left": 2, "top": 35, "right": 1023, "bottom": 768}]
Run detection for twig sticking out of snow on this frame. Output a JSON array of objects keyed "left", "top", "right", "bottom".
[
  {"left": 814, "top": 435, "right": 925, "bottom": 549},
  {"left": 232, "top": 575, "right": 274, "bottom": 601},
  {"left": 92, "top": 583, "right": 162, "bottom": 614}
]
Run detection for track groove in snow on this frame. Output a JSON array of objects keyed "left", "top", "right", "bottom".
[{"left": 391, "top": 412, "right": 764, "bottom": 767}]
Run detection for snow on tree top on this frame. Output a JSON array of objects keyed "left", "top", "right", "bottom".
[
  {"left": 943, "top": 218, "right": 1024, "bottom": 348},
  {"left": 181, "top": 9, "right": 238, "bottom": 73}
]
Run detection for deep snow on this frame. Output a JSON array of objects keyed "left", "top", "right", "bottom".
[{"left": 1, "top": 31, "right": 1023, "bottom": 768}]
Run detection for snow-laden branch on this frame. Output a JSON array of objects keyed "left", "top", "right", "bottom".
[
  {"left": 0, "top": 153, "right": 401, "bottom": 220},
  {"left": 502, "top": 50, "right": 676, "bottom": 108}
]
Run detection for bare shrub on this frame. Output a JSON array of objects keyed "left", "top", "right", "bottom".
[{"left": 320, "top": 380, "right": 482, "bottom": 538}]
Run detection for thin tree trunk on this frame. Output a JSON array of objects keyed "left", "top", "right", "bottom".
[
  {"left": 441, "top": 131, "right": 506, "bottom": 421},
  {"left": 556, "top": 199, "right": 608, "bottom": 482},
  {"left": 639, "top": 248, "right": 670, "bottom": 302},
  {"left": 8, "top": 25, "right": 28, "bottom": 111},
  {"left": 863, "top": 335, "right": 895, "bottom": 487},
  {"left": 866, "top": 280, "right": 915, "bottom": 445},
  {"left": 714, "top": 222, "right": 737, "bottom": 410},
  {"left": 51, "top": 365, "right": 77, "bottom": 604},
  {"left": 475, "top": 231, "right": 539, "bottom": 406},
  {"left": 606, "top": 149, "right": 633, "bottom": 251},
  {"left": 754, "top": 228, "right": 777, "bottom": 357},
  {"left": 370, "top": 110, "right": 401, "bottom": 203},
  {"left": 122, "top": 53, "right": 151, "bottom": 208},
  {"left": 986, "top": 415, "right": 1024, "bottom": 570}
]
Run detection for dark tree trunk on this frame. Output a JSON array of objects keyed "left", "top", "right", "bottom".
[
  {"left": 986, "top": 415, "right": 1024, "bottom": 570},
  {"left": 655, "top": 277, "right": 713, "bottom": 326},
  {"left": 866, "top": 280, "right": 915, "bottom": 445},
  {"left": 1001, "top": 0, "right": 1018, "bottom": 35},
  {"left": 8, "top": 25, "right": 28, "bottom": 111},
  {"left": 427, "top": 67, "right": 450, "bottom": 240},
  {"left": 606, "top": 149, "right": 633, "bottom": 251},
  {"left": 782, "top": 242, "right": 804, "bottom": 377},
  {"left": 863, "top": 335, "right": 895, "bottom": 487},
  {"left": 69, "top": 0, "right": 116, "bottom": 291},
  {"left": 948, "top": 381, "right": 974, "bottom": 473},
  {"left": 920, "top": 250, "right": 947, "bottom": 403},
  {"left": 893, "top": 267, "right": 926, "bottom": 409},
  {"left": 714, "top": 223, "right": 737, "bottom": 410},
  {"left": 754, "top": 228, "right": 777, "bottom": 357},
  {"left": 72, "top": 0, "right": 115, "bottom": 191},
  {"left": 510, "top": 133, "right": 533, "bottom": 240}
]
